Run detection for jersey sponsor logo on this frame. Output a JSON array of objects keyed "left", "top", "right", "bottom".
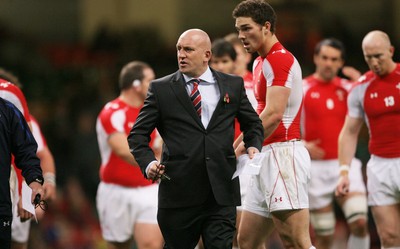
[
  {"left": 310, "top": 92, "right": 320, "bottom": 99},
  {"left": 3, "top": 221, "right": 10, "bottom": 227},
  {"left": 274, "top": 197, "right": 283, "bottom": 202},
  {"left": 370, "top": 92, "right": 378, "bottom": 98},
  {"left": 335, "top": 89, "right": 345, "bottom": 101},
  {"left": 396, "top": 82, "right": 400, "bottom": 90}
]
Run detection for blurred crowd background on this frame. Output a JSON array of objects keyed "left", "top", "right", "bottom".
[{"left": 0, "top": 0, "right": 399, "bottom": 248}]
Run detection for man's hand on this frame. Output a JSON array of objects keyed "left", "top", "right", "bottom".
[
  {"left": 146, "top": 161, "right": 170, "bottom": 182},
  {"left": 29, "top": 181, "right": 44, "bottom": 205},
  {"left": 43, "top": 183, "right": 56, "bottom": 201},
  {"left": 335, "top": 174, "right": 350, "bottom": 197},
  {"left": 247, "top": 147, "right": 260, "bottom": 159},
  {"left": 342, "top": 66, "right": 361, "bottom": 82},
  {"left": 147, "top": 161, "right": 161, "bottom": 180},
  {"left": 17, "top": 198, "right": 33, "bottom": 222}
]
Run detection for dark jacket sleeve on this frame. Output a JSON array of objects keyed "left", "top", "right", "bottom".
[
  {"left": 127, "top": 81, "right": 160, "bottom": 177},
  {"left": 6, "top": 100, "right": 42, "bottom": 185}
]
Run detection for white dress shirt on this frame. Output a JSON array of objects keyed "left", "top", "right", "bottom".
[
  {"left": 183, "top": 67, "right": 220, "bottom": 128},
  {"left": 146, "top": 67, "right": 220, "bottom": 176}
]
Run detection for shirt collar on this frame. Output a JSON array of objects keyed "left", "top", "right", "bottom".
[{"left": 183, "top": 67, "right": 215, "bottom": 84}]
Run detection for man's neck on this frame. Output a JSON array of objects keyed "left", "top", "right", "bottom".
[
  {"left": 313, "top": 73, "right": 334, "bottom": 83},
  {"left": 258, "top": 35, "right": 279, "bottom": 58},
  {"left": 119, "top": 91, "right": 143, "bottom": 108}
]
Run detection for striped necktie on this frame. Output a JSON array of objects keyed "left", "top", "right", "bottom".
[{"left": 190, "top": 79, "right": 201, "bottom": 117}]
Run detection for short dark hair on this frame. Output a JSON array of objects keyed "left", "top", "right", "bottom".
[
  {"left": 119, "top": 61, "right": 150, "bottom": 91},
  {"left": 314, "top": 38, "right": 346, "bottom": 60},
  {"left": 211, "top": 38, "right": 237, "bottom": 61},
  {"left": 232, "top": 0, "right": 277, "bottom": 33},
  {"left": 224, "top": 33, "right": 241, "bottom": 47}
]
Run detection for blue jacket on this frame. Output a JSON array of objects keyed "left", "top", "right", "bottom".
[{"left": 0, "top": 97, "right": 42, "bottom": 217}]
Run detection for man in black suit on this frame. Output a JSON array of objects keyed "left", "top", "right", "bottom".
[{"left": 128, "top": 29, "right": 264, "bottom": 249}]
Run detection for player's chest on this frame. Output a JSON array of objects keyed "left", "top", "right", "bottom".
[
  {"left": 253, "top": 61, "right": 266, "bottom": 99},
  {"left": 304, "top": 86, "right": 347, "bottom": 113},
  {"left": 364, "top": 81, "right": 400, "bottom": 117}
]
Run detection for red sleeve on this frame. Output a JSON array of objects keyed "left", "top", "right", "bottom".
[{"left": 0, "top": 79, "right": 31, "bottom": 122}]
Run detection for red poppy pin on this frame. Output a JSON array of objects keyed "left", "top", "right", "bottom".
[{"left": 223, "top": 93, "right": 230, "bottom": 103}]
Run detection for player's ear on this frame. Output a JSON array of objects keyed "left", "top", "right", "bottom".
[{"left": 263, "top": 21, "right": 271, "bottom": 34}]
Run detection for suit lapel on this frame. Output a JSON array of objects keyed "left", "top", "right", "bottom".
[{"left": 170, "top": 71, "right": 204, "bottom": 128}]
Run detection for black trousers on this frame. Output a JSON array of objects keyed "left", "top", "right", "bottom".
[
  {"left": 0, "top": 216, "right": 12, "bottom": 249},
  {"left": 157, "top": 194, "right": 236, "bottom": 249}
]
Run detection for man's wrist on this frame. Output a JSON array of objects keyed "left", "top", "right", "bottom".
[
  {"left": 44, "top": 172, "right": 56, "bottom": 186},
  {"left": 28, "top": 175, "right": 44, "bottom": 185},
  {"left": 339, "top": 164, "right": 350, "bottom": 176},
  {"left": 247, "top": 146, "right": 259, "bottom": 153}
]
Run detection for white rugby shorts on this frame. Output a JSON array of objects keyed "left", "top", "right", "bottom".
[
  {"left": 237, "top": 174, "right": 251, "bottom": 211},
  {"left": 309, "top": 158, "right": 366, "bottom": 210},
  {"left": 11, "top": 203, "right": 30, "bottom": 243},
  {"left": 367, "top": 155, "right": 400, "bottom": 206},
  {"left": 243, "top": 140, "right": 311, "bottom": 218},
  {"left": 10, "top": 170, "right": 30, "bottom": 243},
  {"left": 96, "top": 182, "right": 159, "bottom": 242}
]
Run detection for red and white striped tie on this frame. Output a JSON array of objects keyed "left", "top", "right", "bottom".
[{"left": 190, "top": 79, "right": 201, "bottom": 117}]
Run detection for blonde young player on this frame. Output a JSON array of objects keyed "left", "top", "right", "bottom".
[
  {"left": 302, "top": 38, "right": 369, "bottom": 249},
  {"left": 336, "top": 30, "right": 400, "bottom": 249},
  {"left": 96, "top": 61, "right": 163, "bottom": 249},
  {"left": 233, "top": 1, "right": 315, "bottom": 248}
]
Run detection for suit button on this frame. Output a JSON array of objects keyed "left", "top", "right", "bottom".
[{"left": 206, "top": 157, "right": 210, "bottom": 161}]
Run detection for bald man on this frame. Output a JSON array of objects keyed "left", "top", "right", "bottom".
[
  {"left": 128, "top": 29, "right": 264, "bottom": 249},
  {"left": 336, "top": 30, "right": 400, "bottom": 248}
]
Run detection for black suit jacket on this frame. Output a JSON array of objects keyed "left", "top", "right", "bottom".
[{"left": 128, "top": 69, "right": 263, "bottom": 208}]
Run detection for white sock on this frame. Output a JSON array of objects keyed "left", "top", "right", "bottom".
[
  {"left": 232, "top": 247, "right": 239, "bottom": 249},
  {"left": 347, "top": 234, "right": 370, "bottom": 249},
  {"left": 309, "top": 246, "right": 316, "bottom": 249}
]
